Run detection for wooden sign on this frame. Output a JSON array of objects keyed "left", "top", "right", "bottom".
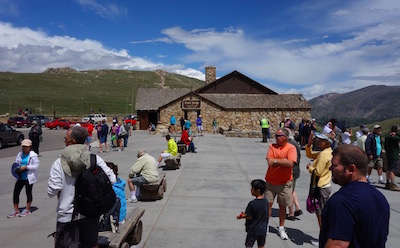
[{"left": 182, "top": 99, "right": 201, "bottom": 109}]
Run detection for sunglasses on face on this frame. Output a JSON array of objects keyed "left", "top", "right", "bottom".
[{"left": 275, "top": 134, "right": 286, "bottom": 137}]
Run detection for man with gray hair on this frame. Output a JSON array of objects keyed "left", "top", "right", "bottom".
[
  {"left": 47, "top": 126, "right": 116, "bottom": 247},
  {"left": 128, "top": 149, "right": 160, "bottom": 203}
]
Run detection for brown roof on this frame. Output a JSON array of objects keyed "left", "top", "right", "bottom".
[
  {"left": 136, "top": 88, "right": 191, "bottom": 111},
  {"left": 136, "top": 88, "right": 311, "bottom": 111},
  {"left": 200, "top": 94, "right": 311, "bottom": 110}
]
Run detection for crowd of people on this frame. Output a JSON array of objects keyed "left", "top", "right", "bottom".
[{"left": 5, "top": 114, "right": 398, "bottom": 248}]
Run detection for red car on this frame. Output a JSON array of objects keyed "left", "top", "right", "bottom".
[
  {"left": 45, "top": 119, "right": 75, "bottom": 129},
  {"left": 123, "top": 115, "right": 138, "bottom": 129},
  {"left": 7, "top": 116, "right": 30, "bottom": 128}
]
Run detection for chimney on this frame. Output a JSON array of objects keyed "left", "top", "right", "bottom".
[{"left": 205, "top": 66, "right": 216, "bottom": 85}]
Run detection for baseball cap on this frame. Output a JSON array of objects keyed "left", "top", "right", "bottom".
[{"left": 21, "top": 139, "right": 32, "bottom": 147}]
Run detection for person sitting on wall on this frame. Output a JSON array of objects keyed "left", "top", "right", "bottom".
[{"left": 180, "top": 128, "right": 197, "bottom": 153}]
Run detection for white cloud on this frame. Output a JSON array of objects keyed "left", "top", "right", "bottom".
[
  {"left": 76, "top": 0, "right": 127, "bottom": 19},
  {"left": 0, "top": 22, "right": 167, "bottom": 72}
]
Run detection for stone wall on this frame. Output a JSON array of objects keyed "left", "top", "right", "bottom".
[{"left": 158, "top": 95, "right": 312, "bottom": 134}]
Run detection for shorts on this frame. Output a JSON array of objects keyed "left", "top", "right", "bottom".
[
  {"left": 368, "top": 157, "right": 383, "bottom": 168},
  {"left": 130, "top": 176, "right": 149, "bottom": 187},
  {"left": 197, "top": 125, "right": 203, "bottom": 130},
  {"left": 161, "top": 153, "right": 172, "bottom": 159},
  {"left": 265, "top": 181, "right": 292, "bottom": 207},
  {"left": 86, "top": 136, "right": 92, "bottom": 143},
  {"left": 317, "top": 186, "right": 331, "bottom": 215},
  {"left": 100, "top": 136, "right": 107, "bottom": 143},
  {"left": 245, "top": 233, "right": 266, "bottom": 247},
  {"left": 387, "top": 159, "right": 400, "bottom": 172},
  {"left": 56, "top": 218, "right": 98, "bottom": 248},
  {"left": 292, "top": 178, "right": 297, "bottom": 192}
]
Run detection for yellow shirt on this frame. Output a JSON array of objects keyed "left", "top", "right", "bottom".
[
  {"left": 164, "top": 138, "right": 178, "bottom": 156},
  {"left": 305, "top": 145, "right": 332, "bottom": 188}
]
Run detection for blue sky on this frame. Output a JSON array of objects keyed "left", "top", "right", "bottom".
[{"left": 1, "top": 0, "right": 399, "bottom": 99}]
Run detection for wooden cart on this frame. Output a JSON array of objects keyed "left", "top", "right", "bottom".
[{"left": 98, "top": 207, "right": 145, "bottom": 248}]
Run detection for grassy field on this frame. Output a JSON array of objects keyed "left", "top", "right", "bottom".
[{"left": 0, "top": 70, "right": 203, "bottom": 117}]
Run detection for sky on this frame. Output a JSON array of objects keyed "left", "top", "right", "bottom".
[{"left": 0, "top": 0, "right": 400, "bottom": 99}]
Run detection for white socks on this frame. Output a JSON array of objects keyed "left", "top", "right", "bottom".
[{"left": 130, "top": 191, "right": 137, "bottom": 199}]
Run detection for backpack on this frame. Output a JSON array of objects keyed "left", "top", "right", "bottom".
[
  {"left": 74, "top": 154, "right": 116, "bottom": 218},
  {"left": 98, "top": 197, "right": 121, "bottom": 232}
]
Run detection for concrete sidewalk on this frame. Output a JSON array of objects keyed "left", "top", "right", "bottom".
[{"left": 0, "top": 131, "right": 399, "bottom": 247}]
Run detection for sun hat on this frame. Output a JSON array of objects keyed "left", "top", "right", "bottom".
[
  {"left": 61, "top": 144, "right": 90, "bottom": 177},
  {"left": 315, "top": 132, "right": 333, "bottom": 144},
  {"left": 21, "top": 139, "right": 32, "bottom": 147}
]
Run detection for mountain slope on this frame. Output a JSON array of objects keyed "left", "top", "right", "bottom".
[
  {"left": 0, "top": 68, "right": 204, "bottom": 116},
  {"left": 309, "top": 85, "right": 400, "bottom": 125}
]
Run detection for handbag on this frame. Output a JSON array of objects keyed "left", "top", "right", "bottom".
[{"left": 306, "top": 169, "right": 320, "bottom": 213}]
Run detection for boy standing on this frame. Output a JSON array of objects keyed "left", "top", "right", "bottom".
[{"left": 237, "top": 179, "right": 269, "bottom": 248}]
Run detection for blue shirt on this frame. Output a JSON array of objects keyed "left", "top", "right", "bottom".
[
  {"left": 375, "top": 136, "right": 381, "bottom": 156},
  {"left": 320, "top": 181, "right": 389, "bottom": 248},
  {"left": 20, "top": 153, "right": 29, "bottom": 180},
  {"left": 170, "top": 116, "right": 176, "bottom": 125}
]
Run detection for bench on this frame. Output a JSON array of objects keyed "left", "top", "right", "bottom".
[
  {"left": 138, "top": 172, "right": 167, "bottom": 201},
  {"left": 177, "top": 143, "right": 186, "bottom": 154},
  {"left": 98, "top": 207, "right": 145, "bottom": 248},
  {"left": 164, "top": 154, "right": 181, "bottom": 170}
]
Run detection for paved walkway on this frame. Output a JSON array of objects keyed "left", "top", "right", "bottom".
[{"left": 0, "top": 131, "right": 399, "bottom": 247}]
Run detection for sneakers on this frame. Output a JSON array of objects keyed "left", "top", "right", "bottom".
[
  {"left": 279, "top": 228, "right": 289, "bottom": 240},
  {"left": 286, "top": 215, "right": 296, "bottom": 221},
  {"left": 19, "top": 209, "right": 31, "bottom": 217},
  {"left": 389, "top": 183, "right": 400, "bottom": 191},
  {"left": 129, "top": 198, "right": 138, "bottom": 203},
  {"left": 311, "top": 240, "right": 319, "bottom": 247},
  {"left": 378, "top": 179, "right": 386, "bottom": 184},
  {"left": 294, "top": 209, "right": 303, "bottom": 216},
  {"left": 7, "top": 210, "right": 20, "bottom": 218}
]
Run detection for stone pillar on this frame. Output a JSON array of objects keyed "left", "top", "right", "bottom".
[{"left": 205, "top": 66, "right": 216, "bottom": 85}]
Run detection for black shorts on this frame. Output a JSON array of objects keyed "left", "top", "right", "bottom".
[
  {"left": 387, "top": 159, "right": 400, "bottom": 172},
  {"left": 56, "top": 217, "right": 99, "bottom": 247},
  {"left": 245, "top": 233, "right": 266, "bottom": 247}
]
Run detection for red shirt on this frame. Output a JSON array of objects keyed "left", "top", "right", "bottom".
[{"left": 180, "top": 130, "right": 190, "bottom": 146}]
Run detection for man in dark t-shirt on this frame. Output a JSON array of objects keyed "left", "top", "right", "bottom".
[{"left": 320, "top": 145, "right": 389, "bottom": 248}]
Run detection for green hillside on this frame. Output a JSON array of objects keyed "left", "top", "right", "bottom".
[{"left": 0, "top": 69, "right": 204, "bottom": 117}]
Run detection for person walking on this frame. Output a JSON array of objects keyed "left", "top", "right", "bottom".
[
  {"left": 320, "top": 145, "right": 389, "bottom": 248},
  {"left": 7, "top": 139, "right": 39, "bottom": 218},
  {"left": 170, "top": 115, "right": 176, "bottom": 134},
  {"left": 47, "top": 126, "right": 116, "bottom": 247},
  {"left": 212, "top": 118, "right": 218, "bottom": 134},
  {"left": 384, "top": 125, "right": 400, "bottom": 191},
  {"left": 264, "top": 128, "right": 297, "bottom": 240},
  {"left": 29, "top": 120, "right": 42, "bottom": 156},
  {"left": 365, "top": 125, "right": 385, "bottom": 184},
  {"left": 99, "top": 119, "right": 109, "bottom": 153},
  {"left": 196, "top": 115, "right": 203, "bottom": 136}
]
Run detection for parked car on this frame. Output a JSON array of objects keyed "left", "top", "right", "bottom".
[
  {"left": 7, "top": 116, "right": 30, "bottom": 128},
  {"left": 45, "top": 119, "right": 75, "bottom": 129},
  {"left": 82, "top": 114, "right": 107, "bottom": 123},
  {"left": 0, "top": 123, "right": 25, "bottom": 148},
  {"left": 27, "top": 115, "right": 50, "bottom": 125},
  {"left": 123, "top": 114, "right": 138, "bottom": 129}
]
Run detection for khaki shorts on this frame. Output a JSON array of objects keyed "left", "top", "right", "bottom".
[
  {"left": 368, "top": 157, "right": 383, "bottom": 168},
  {"left": 265, "top": 181, "right": 292, "bottom": 207}
]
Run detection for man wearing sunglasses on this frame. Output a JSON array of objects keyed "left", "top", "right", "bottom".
[{"left": 264, "top": 128, "right": 297, "bottom": 240}]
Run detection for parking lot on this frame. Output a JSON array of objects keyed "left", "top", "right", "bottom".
[{"left": 0, "top": 129, "right": 399, "bottom": 247}]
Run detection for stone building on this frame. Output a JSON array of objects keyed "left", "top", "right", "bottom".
[{"left": 136, "top": 67, "right": 311, "bottom": 135}]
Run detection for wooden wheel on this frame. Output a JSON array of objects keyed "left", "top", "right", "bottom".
[
  {"left": 157, "top": 186, "right": 164, "bottom": 199},
  {"left": 129, "top": 220, "right": 143, "bottom": 245},
  {"left": 120, "top": 242, "right": 130, "bottom": 248},
  {"left": 162, "top": 179, "right": 167, "bottom": 192}
]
